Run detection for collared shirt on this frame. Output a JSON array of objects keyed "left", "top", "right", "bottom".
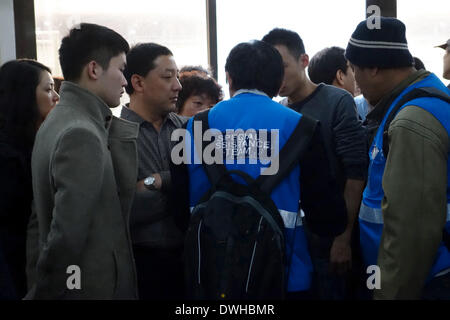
[
  {"left": 120, "top": 106, "right": 187, "bottom": 188},
  {"left": 120, "top": 105, "right": 188, "bottom": 248}
]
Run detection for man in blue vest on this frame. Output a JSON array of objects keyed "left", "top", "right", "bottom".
[
  {"left": 170, "top": 40, "right": 347, "bottom": 299},
  {"left": 345, "top": 17, "right": 450, "bottom": 299}
]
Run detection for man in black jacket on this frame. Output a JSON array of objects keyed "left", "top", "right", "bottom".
[{"left": 262, "top": 28, "right": 368, "bottom": 300}]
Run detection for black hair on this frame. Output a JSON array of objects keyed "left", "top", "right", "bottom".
[
  {"left": 176, "top": 75, "right": 223, "bottom": 112},
  {"left": 262, "top": 28, "right": 306, "bottom": 59},
  {"left": 0, "top": 59, "right": 51, "bottom": 149},
  {"left": 413, "top": 57, "right": 426, "bottom": 70},
  {"left": 225, "top": 40, "right": 284, "bottom": 98},
  {"left": 308, "top": 47, "right": 348, "bottom": 85},
  {"left": 124, "top": 43, "right": 173, "bottom": 94},
  {"left": 59, "top": 23, "right": 129, "bottom": 81}
]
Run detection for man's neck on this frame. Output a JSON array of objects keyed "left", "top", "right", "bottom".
[
  {"left": 372, "top": 67, "right": 418, "bottom": 107},
  {"left": 288, "top": 79, "right": 318, "bottom": 105},
  {"left": 383, "top": 67, "right": 417, "bottom": 96},
  {"left": 128, "top": 98, "right": 166, "bottom": 132}
]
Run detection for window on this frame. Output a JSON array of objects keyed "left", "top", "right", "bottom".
[
  {"left": 33, "top": 0, "right": 450, "bottom": 105},
  {"left": 216, "top": 0, "right": 366, "bottom": 98},
  {"left": 34, "top": 0, "right": 208, "bottom": 115},
  {"left": 398, "top": 0, "right": 450, "bottom": 84}
]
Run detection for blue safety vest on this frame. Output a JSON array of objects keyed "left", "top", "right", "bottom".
[
  {"left": 360, "top": 73, "right": 450, "bottom": 280},
  {"left": 185, "top": 92, "right": 313, "bottom": 292}
]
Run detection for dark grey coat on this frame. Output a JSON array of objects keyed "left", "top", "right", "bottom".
[{"left": 26, "top": 82, "right": 139, "bottom": 299}]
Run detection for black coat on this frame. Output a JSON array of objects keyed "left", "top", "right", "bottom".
[{"left": 0, "top": 139, "right": 33, "bottom": 299}]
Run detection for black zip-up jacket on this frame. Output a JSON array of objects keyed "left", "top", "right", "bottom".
[{"left": 289, "top": 84, "right": 368, "bottom": 192}]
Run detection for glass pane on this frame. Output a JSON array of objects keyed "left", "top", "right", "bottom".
[
  {"left": 216, "top": 0, "right": 366, "bottom": 98},
  {"left": 34, "top": 0, "right": 208, "bottom": 115},
  {"left": 398, "top": 0, "right": 450, "bottom": 85}
]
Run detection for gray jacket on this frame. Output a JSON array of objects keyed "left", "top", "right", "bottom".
[{"left": 26, "top": 81, "right": 139, "bottom": 299}]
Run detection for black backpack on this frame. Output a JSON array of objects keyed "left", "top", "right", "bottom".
[
  {"left": 184, "top": 110, "right": 317, "bottom": 300},
  {"left": 381, "top": 86, "right": 450, "bottom": 250}
]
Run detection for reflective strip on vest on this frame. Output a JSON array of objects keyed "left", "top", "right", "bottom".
[
  {"left": 189, "top": 207, "right": 302, "bottom": 228},
  {"left": 359, "top": 203, "right": 450, "bottom": 224},
  {"left": 279, "top": 209, "right": 303, "bottom": 228},
  {"left": 359, "top": 203, "right": 383, "bottom": 224}
]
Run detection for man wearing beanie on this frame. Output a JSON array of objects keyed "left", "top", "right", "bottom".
[{"left": 346, "top": 17, "right": 450, "bottom": 300}]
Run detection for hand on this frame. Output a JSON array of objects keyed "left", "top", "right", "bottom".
[{"left": 329, "top": 233, "right": 352, "bottom": 275}]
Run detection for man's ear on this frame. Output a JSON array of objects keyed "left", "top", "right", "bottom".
[
  {"left": 86, "top": 61, "right": 103, "bottom": 80},
  {"left": 226, "top": 72, "right": 235, "bottom": 96},
  {"left": 300, "top": 54, "right": 309, "bottom": 68},
  {"left": 335, "top": 69, "right": 345, "bottom": 86},
  {"left": 131, "top": 74, "right": 144, "bottom": 93},
  {"left": 369, "top": 67, "right": 379, "bottom": 77}
]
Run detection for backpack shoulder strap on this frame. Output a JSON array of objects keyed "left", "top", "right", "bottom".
[
  {"left": 256, "top": 114, "right": 318, "bottom": 195},
  {"left": 383, "top": 87, "right": 450, "bottom": 156},
  {"left": 193, "top": 109, "right": 228, "bottom": 187}
]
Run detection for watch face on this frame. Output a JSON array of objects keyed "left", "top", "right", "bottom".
[{"left": 144, "top": 176, "right": 155, "bottom": 186}]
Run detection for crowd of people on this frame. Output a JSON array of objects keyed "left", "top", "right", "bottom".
[{"left": 0, "top": 16, "right": 450, "bottom": 300}]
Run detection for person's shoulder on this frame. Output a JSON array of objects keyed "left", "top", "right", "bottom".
[
  {"left": 46, "top": 107, "right": 96, "bottom": 132},
  {"left": 392, "top": 106, "right": 448, "bottom": 143},
  {"left": 168, "top": 112, "right": 189, "bottom": 127},
  {"left": 42, "top": 103, "right": 90, "bottom": 130},
  {"left": 314, "top": 85, "right": 356, "bottom": 114},
  {"left": 40, "top": 108, "right": 101, "bottom": 145},
  {"left": 393, "top": 105, "right": 440, "bottom": 126},
  {"left": 316, "top": 84, "right": 353, "bottom": 102}
]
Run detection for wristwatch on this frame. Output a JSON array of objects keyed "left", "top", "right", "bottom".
[{"left": 144, "top": 176, "right": 156, "bottom": 190}]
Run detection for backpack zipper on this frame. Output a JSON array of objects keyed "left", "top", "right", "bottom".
[
  {"left": 245, "top": 216, "right": 263, "bottom": 293},
  {"left": 197, "top": 219, "right": 203, "bottom": 285}
]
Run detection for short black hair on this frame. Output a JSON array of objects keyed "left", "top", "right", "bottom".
[
  {"left": 262, "top": 28, "right": 306, "bottom": 59},
  {"left": 0, "top": 59, "right": 51, "bottom": 148},
  {"left": 59, "top": 23, "right": 129, "bottom": 81},
  {"left": 225, "top": 40, "right": 284, "bottom": 98},
  {"left": 308, "top": 47, "right": 348, "bottom": 85},
  {"left": 413, "top": 56, "right": 426, "bottom": 70},
  {"left": 177, "top": 75, "right": 223, "bottom": 112},
  {"left": 124, "top": 43, "right": 173, "bottom": 94}
]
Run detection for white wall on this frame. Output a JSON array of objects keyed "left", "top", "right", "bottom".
[{"left": 0, "top": 0, "right": 16, "bottom": 65}]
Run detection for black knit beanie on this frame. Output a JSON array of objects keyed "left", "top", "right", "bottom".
[{"left": 345, "top": 17, "right": 414, "bottom": 68}]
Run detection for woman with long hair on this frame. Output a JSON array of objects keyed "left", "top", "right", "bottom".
[{"left": 0, "top": 59, "right": 59, "bottom": 299}]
